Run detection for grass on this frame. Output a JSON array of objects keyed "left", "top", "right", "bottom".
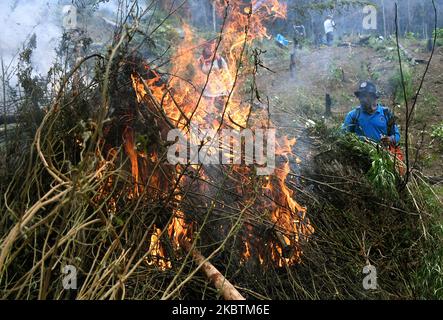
[
  {"left": 433, "top": 28, "right": 443, "bottom": 47},
  {"left": 368, "top": 36, "right": 389, "bottom": 52},
  {"left": 328, "top": 63, "right": 345, "bottom": 87},
  {"left": 391, "top": 65, "right": 415, "bottom": 104},
  {"left": 296, "top": 123, "right": 443, "bottom": 298},
  {"left": 431, "top": 122, "right": 443, "bottom": 143},
  {"left": 278, "top": 87, "right": 324, "bottom": 119},
  {"left": 258, "top": 39, "right": 291, "bottom": 65},
  {"left": 411, "top": 184, "right": 443, "bottom": 299},
  {"left": 411, "top": 92, "right": 438, "bottom": 125}
]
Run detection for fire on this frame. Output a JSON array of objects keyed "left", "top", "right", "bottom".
[
  {"left": 115, "top": 0, "right": 314, "bottom": 269},
  {"left": 270, "top": 162, "right": 314, "bottom": 265},
  {"left": 123, "top": 127, "right": 140, "bottom": 197},
  {"left": 148, "top": 227, "right": 172, "bottom": 270},
  {"left": 168, "top": 191, "right": 193, "bottom": 251}
]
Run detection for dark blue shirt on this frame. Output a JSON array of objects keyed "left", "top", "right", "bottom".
[{"left": 342, "top": 104, "right": 400, "bottom": 145}]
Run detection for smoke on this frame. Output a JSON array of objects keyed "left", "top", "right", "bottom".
[
  {"left": 0, "top": 0, "right": 151, "bottom": 80},
  {"left": 100, "top": 0, "right": 120, "bottom": 14},
  {"left": 0, "top": 0, "right": 63, "bottom": 76}
]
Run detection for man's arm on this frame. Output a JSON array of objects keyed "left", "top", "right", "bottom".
[
  {"left": 384, "top": 108, "right": 401, "bottom": 145},
  {"left": 390, "top": 124, "right": 401, "bottom": 145},
  {"left": 342, "top": 110, "right": 356, "bottom": 133}
]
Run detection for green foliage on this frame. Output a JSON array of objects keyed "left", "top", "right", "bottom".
[
  {"left": 433, "top": 28, "right": 443, "bottom": 47},
  {"left": 302, "top": 123, "right": 443, "bottom": 299},
  {"left": 431, "top": 122, "right": 443, "bottom": 143},
  {"left": 412, "top": 185, "right": 443, "bottom": 299},
  {"left": 285, "top": 87, "right": 324, "bottom": 118},
  {"left": 366, "top": 151, "right": 398, "bottom": 199},
  {"left": 149, "top": 24, "right": 180, "bottom": 55},
  {"left": 368, "top": 36, "right": 389, "bottom": 52},
  {"left": 328, "top": 63, "right": 344, "bottom": 83},
  {"left": 310, "top": 126, "right": 401, "bottom": 201},
  {"left": 259, "top": 39, "right": 288, "bottom": 61},
  {"left": 405, "top": 32, "right": 417, "bottom": 40},
  {"left": 340, "top": 134, "right": 400, "bottom": 199},
  {"left": 359, "top": 60, "right": 381, "bottom": 82},
  {"left": 422, "top": 92, "right": 438, "bottom": 109},
  {"left": 391, "top": 65, "right": 414, "bottom": 104},
  {"left": 295, "top": 0, "right": 368, "bottom": 12},
  {"left": 414, "top": 93, "right": 438, "bottom": 124},
  {"left": 371, "top": 70, "right": 381, "bottom": 81},
  {"left": 135, "top": 8, "right": 181, "bottom": 61},
  {"left": 16, "top": 34, "right": 47, "bottom": 138},
  {"left": 358, "top": 61, "right": 370, "bottom": 81}
]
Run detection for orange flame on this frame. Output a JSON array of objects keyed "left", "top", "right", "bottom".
[
  {"left": 123, "top": 127, "right": 140, "bottom": 197},
  {"left": 148, "top": 227, "right": 172, "bottom": 270},
  {"left": 125, "top": 0, "right": 313, "bottom": 269}
]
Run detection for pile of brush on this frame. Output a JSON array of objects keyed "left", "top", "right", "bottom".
[
  {"left": 275, "top": 124, "right": 443, "bottom": 299},
  {"left": 0, "top": 31, "right": 441, "bottom": 301},
  {"left": 0, "top": 42, "right": 310, "bottom": 300}
]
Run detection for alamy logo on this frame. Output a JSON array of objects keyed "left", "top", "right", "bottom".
[
  {"left": 62, "top": 265, "right": 77, "bottom": 290},
  {"left": 363, "top": 5, "right": 377, "bottom": 30},
  {"left": 362, "top": 265, "right": 378, "bottom": 290},
  {"left": 167, "top": 124, "right": 276, "bottom": 175}
]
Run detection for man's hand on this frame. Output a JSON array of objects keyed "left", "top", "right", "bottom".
[{"left": 380, "top": 135, "right": 391, "bottom": 146}]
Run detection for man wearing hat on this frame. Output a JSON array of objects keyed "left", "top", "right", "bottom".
[{"left": 342, "top": 81, "right": 400, "bottom": 147}]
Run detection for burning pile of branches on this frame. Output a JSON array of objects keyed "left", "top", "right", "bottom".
[
  {"left": 1, "top": 0, "right": 440, "bottom": 300},
  {"left": 103, "top": 0, "right": 315, "bottom": 294},
  {"left": 0, "top": 0, "right": 315, "bottom": 300}
]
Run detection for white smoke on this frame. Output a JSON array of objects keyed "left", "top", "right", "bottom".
[
  {"left": 0, "top": 0, "right": 126, "bottom": 80},
  {"left": 0, "top": 0, "right": 63, "bottom": 76}
]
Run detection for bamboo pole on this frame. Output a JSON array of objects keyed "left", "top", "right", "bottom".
[
  {"left": 381, "top": 0, "right": 387, "bottom": 39},
  {"left": 180, "top": 240, "right": 245, "bottom": 300}
]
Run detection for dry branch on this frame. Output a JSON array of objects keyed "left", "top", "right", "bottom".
[
  {"left": 180, "top": 239, "right": 245, "bottom": 300},
  {"left": 397, "top": 42, "right": 428, "bottom": 64}
]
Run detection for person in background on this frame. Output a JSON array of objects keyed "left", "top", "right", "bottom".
[
  {"left": 290, "top": 24, "right": 305, "bottom": 79},
  {"left": 324, "top": 15, "right": 336, "bottom": 46},
  {"left": 198, "top": 42, "right": 233, "bottom": 124}
]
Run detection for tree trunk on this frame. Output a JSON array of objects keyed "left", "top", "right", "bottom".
[
  {"left": 423, "top": 3, "right": 428, "bottom": 39},
  {"left": 382, "top": 0, "right": 387, "bottom": 38},
  {"left": 1, "top": 58, "right": 7, "bottom": 146},
  {"left": 212, "top": 1, "right": 217, "bottom": 32}
]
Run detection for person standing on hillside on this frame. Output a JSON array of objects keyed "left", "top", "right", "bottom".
[
  {"left": 198, "top": 42, "right": 233, "bottom": 125},
  {"left": 290, "top": 24, "right": 305, "bottom": 79},
  {"left": 324, "top": 15, "right": 336, "bottom": 46}
]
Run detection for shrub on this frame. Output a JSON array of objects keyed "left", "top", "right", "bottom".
[
  {"left": 433, "top": 28, "right": 443, "bottom": 47},
  {"left": 391, "top": 66, "right": 415, "bottom": 104},
  {"left": 431, "top": 122, "right": 443, "bottom": 143}
]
